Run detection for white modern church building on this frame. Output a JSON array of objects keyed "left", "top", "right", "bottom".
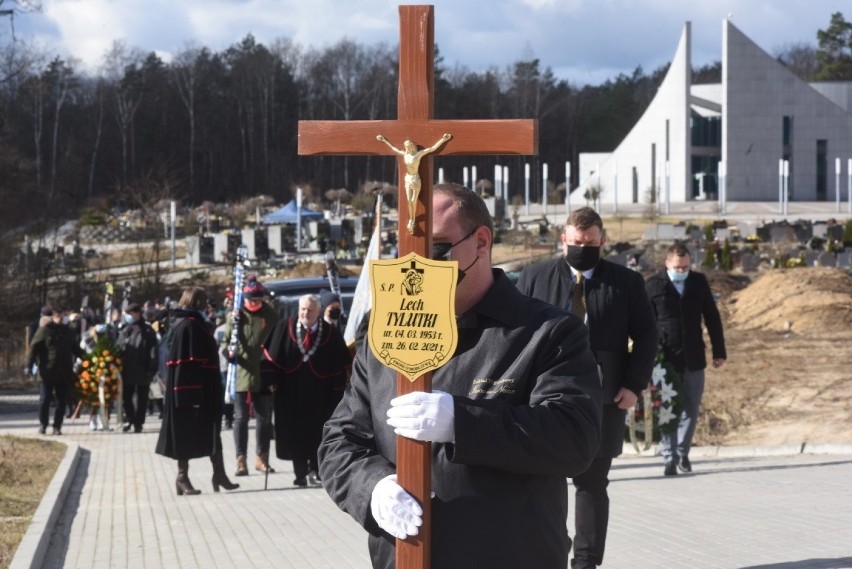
[{"left": 572, "top": 18, "right": 852, "bottom": 207}]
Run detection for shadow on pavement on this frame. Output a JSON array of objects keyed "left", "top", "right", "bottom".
[
  {"left": 740, "top": 557, "right": 852, "bottom": 568},
  {"left": 41, "top": 448, "right": 89, "bottom": 569}
]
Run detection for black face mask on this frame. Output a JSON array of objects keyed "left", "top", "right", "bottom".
[
  {"left": 457, "top": 256, "right": 478, "bottom": 285},
  {"left": 327, "top": 308, "right": 341, "bottom": 319},
  {"left": 564, "top": 245, "right": 600, "bottom": 272}
]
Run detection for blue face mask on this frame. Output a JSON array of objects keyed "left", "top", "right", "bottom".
[
  {"left": 667, "top": 270, "right": 689, "bottom": 282},
  {"left": 124, "top": 314, "right": 135, "bottom": 324}
]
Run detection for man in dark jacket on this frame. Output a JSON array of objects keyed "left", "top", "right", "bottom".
[
  {"left": 262, "top": 294, "right": 351, "bottom": 487},
  {"left": 27, "top": 305, "right": 86, "bottom": 435},
  {"left": 117, "top": 303, "right": 159, "bottom": 433},
  {"left": 318, "top": 184, "right": 602, "bottom": 569},
  {"left": 517, "top": 206, "right": 658, "bottom": 569},
  {"left": 645, "top": 241, "right": 726, "bottom": 476}
]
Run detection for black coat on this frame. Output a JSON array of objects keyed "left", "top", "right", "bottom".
[
  {"left": 28, "top": 321, "right": 86, "bottom": 385},
  {"left": 645, "top": 270, "right": 726, "bottom": 372},
  {"left": 155, "top": 310, "right": 221, "bottom": 461},
  {"left": 517, "top": 257, "right": 658, "bottom": 457},
  {"left": 116, "top": 319, "right": 158, "bottom": 385},
  {"left": 262, "top": 317, "right": 351, "bottom": 462},
  {"left": 318, "top": 270, "right": 602, "bottom": 569},
  {"left": 516, "top": 257, "right": 659, "bottom": 399}
]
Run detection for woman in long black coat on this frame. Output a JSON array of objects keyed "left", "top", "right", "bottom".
[{"left": 155, "top": 287, "right": 239, "bottom": 495}]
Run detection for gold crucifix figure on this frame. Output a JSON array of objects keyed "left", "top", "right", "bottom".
[{"left": 376, "top": 133, "right": 452, "bottom": 234}]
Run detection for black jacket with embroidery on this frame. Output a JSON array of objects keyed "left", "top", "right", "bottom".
[{"left": 318, "top": 270, "right": 601, "bottom": 569}]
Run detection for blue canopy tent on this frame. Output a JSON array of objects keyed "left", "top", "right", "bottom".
[{"left": 262, "top": 201, "right": 324, "bottom": 224}]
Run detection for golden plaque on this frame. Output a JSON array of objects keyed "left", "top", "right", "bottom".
[{"left": 368, "top": 252, "right": 458, "bottom": 381}]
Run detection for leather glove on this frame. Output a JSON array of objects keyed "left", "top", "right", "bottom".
[
  {"left": 370, "top": 474, "right": 422, "bottom": 539},
  {"left": 386, "top": 390, "right": 455, "bottom": 443}
]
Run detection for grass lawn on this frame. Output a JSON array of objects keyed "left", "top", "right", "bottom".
[{"left": 0, "top": 436, "right": 65, "bottom": 569}]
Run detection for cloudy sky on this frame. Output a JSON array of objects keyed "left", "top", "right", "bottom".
[{"left": 6, "top": 0, "right": 847, "bottom": 85}]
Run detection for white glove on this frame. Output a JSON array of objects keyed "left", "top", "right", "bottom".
[
  {"left": 386, "top": 390, "right": 455, "bottom": 443},
  {"left": 370, "top": 474, "right": 423, "bottom": 539}
]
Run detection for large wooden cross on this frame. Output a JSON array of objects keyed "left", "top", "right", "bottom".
[{"left": 298, "top": 6, "right": 536, "bottom": 568}]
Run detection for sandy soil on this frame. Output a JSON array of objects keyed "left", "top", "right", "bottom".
[{"left": 698, "top": 267, "right": 852, "bottom": 447}]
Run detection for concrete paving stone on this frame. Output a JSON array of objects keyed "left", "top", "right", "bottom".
[{"left": 3, "top": 393, "right": 852, "bottom": 569}]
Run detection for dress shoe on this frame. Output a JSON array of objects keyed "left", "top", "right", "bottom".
[
  {"left": 134, "top": 426, "right": 143, "bottom": 433},
  {"left": 678, "top": 456, "right": 692, "bottom": 473},
  {"left": 293, "top": 477, "right": 308, "bottom": 488},
  {"left": 255, "top": 453, "right": 275, "bottom": 473},
  {"left": 38, "top": 425, "right": 47, "bottom": 434},
  {"left": 122, "top": 423, "right": 132, "bottom": 433},
  {"left": 52, "top": 427, "right": 62, "bottom": 435},
  {"left": 235, "top": 455, "right": 248, "bottom": 476},
  {"left": 308, "top": 471, "right": 322, "bottom": 486},
  {"left": 664, "top": 462, "right": 678, "bottom": 476}
]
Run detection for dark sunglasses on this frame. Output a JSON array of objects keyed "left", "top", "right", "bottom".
[{"left": 432, "top": 227, "right": 478, "bottom": 260}]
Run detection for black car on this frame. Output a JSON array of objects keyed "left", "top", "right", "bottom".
[{"left": 264, "top": 276, "right": 359, "bottom": 320}]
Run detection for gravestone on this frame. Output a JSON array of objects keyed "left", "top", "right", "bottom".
[
  {"left": 608, "top": 252, "right": 629, "bottom": 267},
  {"left": 740, "top": 252, "right": 759, "bottom": 272},
  {"left": 483, "top": 196, "right": 506, "bottom": 223},
  {"left": 715, "top": 227, "right": 730, "bottom": 241},
  {"left": 816, "top": 252, "right": 837, "bottom": 267},
  {"left": 214, "top": 233, "right": 230, "bottom": 264},
  {"left": 803, "top": 250, "right": 820, "bottom": 266},
  {"left": 267, "top": 225, "right": 284, "bottom": 255},
  {"left": 689, "top": 229, "right": 704, "bottom": 243},
  {"left": 770, "top": 225, "right": 797, "bottom": 243},
  {"left": 240, "top": 228, "right": 257, "bottom": 259},
  {"left": 736, "top": 222, "right": 756, "bottom": 239},
  {"left": 199, "top": 236, "right": 215, "bottom": 264},
  {"left": 812, "top": 223, "right": 828, "bottom": 239},
  {"left": 826, "top": 224, "right": 843, "bottom": 242},
  {"left": 184, "top": 236, "right": 200, "bottom": 265},
  {"left": 837, "top": 251, "right": 851, "bottom": 268},
  {"left": 656, "top": 223, "right": 681, "bottom": 240},
  {"left": 793, "top": 220, "right": 813, "bottom": 241}
]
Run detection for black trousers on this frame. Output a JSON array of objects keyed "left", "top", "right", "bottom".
[
  {"left": 39, "top": 381, "right": 67, "bottom": 430},
  {"left": 292, "top": 454, "right": 320, "bottom": 480},
  {"left": 572, "top": 403, "right": 624, "bottom": 568},
  {"left": 572, "top": 455, "right": 614, "bottom": 568},
  {"left": 122, "top": 384, "right": 150, "bottom": 430}
]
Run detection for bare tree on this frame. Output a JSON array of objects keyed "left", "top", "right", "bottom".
[
  {"left": 45, "top": 56, "right": 78, "bottom": 202},
  {"left": 102, "top": 40, "right": 145, "bottom": 187},
  {"left": 775, "top": 42, "right": 818, "bottom": 81},
  {"left": 171, "top": 44, "right": 204, "bottom": 194}
]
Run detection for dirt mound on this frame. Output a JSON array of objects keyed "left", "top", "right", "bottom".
[{"left": 727, "top": 268, "right": 852, "bottom": 334}]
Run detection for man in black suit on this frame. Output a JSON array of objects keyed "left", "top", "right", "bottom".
[
  {"left": 517, "top": 207, "right": 658, "bottom": 569},
  {"left": 645, "top": 241, "right": 726, "bottom": 476}
]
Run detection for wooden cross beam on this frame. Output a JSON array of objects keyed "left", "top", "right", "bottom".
[{"left": 298, "top": 6, "right": 536, "bottom": 568}]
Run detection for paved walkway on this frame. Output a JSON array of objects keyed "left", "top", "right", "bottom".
[{"left": 3, "top": 392, "right": 852, "bottom": 569}]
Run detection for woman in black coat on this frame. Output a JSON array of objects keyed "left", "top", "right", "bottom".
[{"left": 155, "top": 287, "right": 239, "bottom": 495}]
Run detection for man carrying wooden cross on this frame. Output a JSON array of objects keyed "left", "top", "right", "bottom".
[{"left": 318, "top": 183, "right": 603, "bottom": 568}]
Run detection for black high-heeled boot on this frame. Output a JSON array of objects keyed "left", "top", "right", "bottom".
[
  {"left": 211, "top": 450, "right": 239, "bottom": 492},
  {"left": 176, "top": 459, "right": 201, "bottom": 496}
]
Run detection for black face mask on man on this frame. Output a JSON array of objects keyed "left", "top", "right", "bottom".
[
  {"left": 564, "top": 245, "right": 600, "bottom": 272},
  {"left": 456, "top": 256, "right": 478, "bottom": 284}
]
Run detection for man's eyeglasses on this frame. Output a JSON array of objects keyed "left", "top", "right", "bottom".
[{"left": 432, "top": 227, "right": 478, "bottom": 261}]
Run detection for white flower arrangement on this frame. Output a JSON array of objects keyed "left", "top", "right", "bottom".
[{"left": 625, "top": 349, "right": 684, "bottom": 445}]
